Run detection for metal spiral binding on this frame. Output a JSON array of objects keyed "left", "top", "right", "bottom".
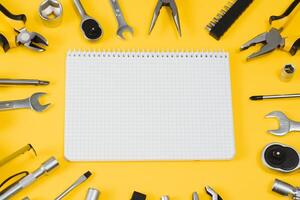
[
  {"left": 206, "top": 0, "right": 237, "bottom": 32},
  {"left": 67, "top": 50, "right": 228, "bottom": 59}
]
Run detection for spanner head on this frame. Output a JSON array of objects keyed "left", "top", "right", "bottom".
[
  {"left": 29, "top": 92, "right": 50, "bottom": 112},
  {"left": 117, "top": 25, "right": 133, "bottom": 40},
  {"left": 265, "top": 111, "right": 290, "bottom": 136}
]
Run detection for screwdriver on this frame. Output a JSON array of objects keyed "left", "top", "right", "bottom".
[
  {"left": 0, "top": 79, "right": 49, "bottom": 86},
  {"left": 250, "top": 93, "right": 300, "bottom": 101},
  {"left": 55, "top": 171, "right": 92, "bottom": 200}
]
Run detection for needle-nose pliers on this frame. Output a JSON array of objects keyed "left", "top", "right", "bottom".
[{"left": 149, "top": 0, "right": 181, "bottom": 36}]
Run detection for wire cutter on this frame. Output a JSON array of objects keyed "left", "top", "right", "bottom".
[
  {"left": 0, "top": 4, "right": 48, "bottom": 52},
  {"left": 149, "top": 0, "right": 181, "bottom": 36},
  {"left": 240, "top": 0, "right": 300, "bottom": 60}
]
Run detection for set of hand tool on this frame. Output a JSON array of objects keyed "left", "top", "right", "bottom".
[
  {"left": 1, "top": 0, "right": 300, "bottom": 199},
  {"left": 261, "top": 111, "right": 300, "bottom": 174},
  {"left": 0, "top": 150, "right": 100, "bottom": 200}
]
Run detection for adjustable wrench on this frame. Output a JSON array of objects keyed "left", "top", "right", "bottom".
[{"left": 109, "top": 0, "right": 133, "bottom": 39}]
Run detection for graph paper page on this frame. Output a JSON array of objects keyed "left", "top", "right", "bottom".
[{"left": 65, "top": 51, "right": 235, "bottom": 161}]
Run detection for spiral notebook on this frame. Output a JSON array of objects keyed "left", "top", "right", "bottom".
[{"left": 65, "top": 51, "right": 235, "bottom": 161}]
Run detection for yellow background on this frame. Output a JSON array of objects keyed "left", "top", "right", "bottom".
[{"left": 1, "top": 0, "right": 300, "bottom": 199}]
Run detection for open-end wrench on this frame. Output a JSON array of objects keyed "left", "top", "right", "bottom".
[
  {"left": 109, "top": 0, "right": 133, "bottom": 39},
  {"left": 266, "top": 111, "right": 300, "bottom": 136},
  {"left": 0, "top": 92, "right": 50, "bottom": 112},
  {"left": 73, "top": 0, "right": 103, "bottom": 40}
]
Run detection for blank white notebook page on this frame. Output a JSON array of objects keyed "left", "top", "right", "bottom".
[{"left": 65, "top": 51, "right": 235, "bottom": 161}]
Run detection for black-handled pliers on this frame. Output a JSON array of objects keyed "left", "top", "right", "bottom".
[{"left": 0, "top": 4, "right": 48, "bottom": 52}]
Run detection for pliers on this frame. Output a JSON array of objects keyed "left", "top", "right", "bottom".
[
  {"left": 240, "top": 0, "right": 300, "bottom": 60},
  {"left": 205, "top": 186, "right": 223, "bottom": 200},
  {"left": 149, "top": 0, "right": 181, "bottom": 36},
  {"left": 0, "top": 4, "right": 48, "bottom": 52},
  {"left": 193, "top": 186, "right": 223, "bottom": 200}
]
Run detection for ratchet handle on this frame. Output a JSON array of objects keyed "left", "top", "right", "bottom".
[
  {"left": 110, "top": 0, "right": 126, "bottom": 27},
  {"left": 73, "top": 0, "right": 88, "bottom": 18}
]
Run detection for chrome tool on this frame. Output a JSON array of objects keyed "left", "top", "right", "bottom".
[
  {"left": 149, "top": 0, "right": 181, "bottom": 36},
  {"left": 0, "top": 79, "right": 49, "bottom": 86},
  {"left": 266, "top": 111, "right": 300, "bottom": 136},
  {"left": 0, "top": 4, "right": 48, "bottom": 52},
  {"left": 0, "top": 92, "right": 50, "bottom": 112},
  {"left": 205, "top": 186, "right": 223, "bottom": 200},
  {"left": 240, "top": 0, "right": 300, "bottom": 60},
  {"left": 39, "top": 0, "right": 63, "bottom": 26},
  {"left": 280, "top": 64, "right": 296, "bottom": 81},
  {"left": 85, "top": 188, "right": 100, "bottom": 200},
  {"left": 55, "top": 171, "right": 92, "bottom": 200},
  {"left": 262, "top": 143, "right": 300, "bottom": 173},
  {"left": 0, "top": 157, "right": 59, "bottom": 200},
  {"left": 192, "top": 192, "right": 199, "bottom": 200},
  {"left": 73, "top": 0, "right": 103, "bottom": 40},
  {"left": 272, "top": 179, "right": 300, "bottom": 200},
  {"left": 250, "top": 93, "right": 300, "bottom": 101},
  {"left": 109, "top": 0, "right": 133, "bottom": 39},
  {"left": 161, "top": 195, "right": 170, "bottom": 200}
]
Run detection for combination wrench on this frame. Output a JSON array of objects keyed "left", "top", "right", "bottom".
[
  {"left": 266, "top": 111, "right": 300, "bottom": 136},
  {"left": 0, "top": 92, "right": 50, "bottom": 112},
  {"left": 109, "top": 0, "right": 133, "bottom": 39}
]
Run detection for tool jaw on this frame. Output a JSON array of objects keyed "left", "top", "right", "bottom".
[
  {"left": 15, "top": 28, "right": 48, "bottom": 52},
  {"left": 241, "top": 28, "right": 284, "bottom": 60},
  {"left": 265, "top": 111, "right": 300, "bottom": 136},
  {"left": 149, "top": 0, "right": 181, "bottom": 36},
  {"left": 149, "top": 0, "right": 163, "bottom": 34},
  {"left": 117, "top": 25, "right": 133, "bottom": 39},
  {"left": 265, "top": 111, "right": 291, "bottom": 136},
  {"left": 29, "top": 92, "right": 50, "bottom": 112},
  {"left": 205, "top": 186, "right": 223, "bottom": 200}
]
